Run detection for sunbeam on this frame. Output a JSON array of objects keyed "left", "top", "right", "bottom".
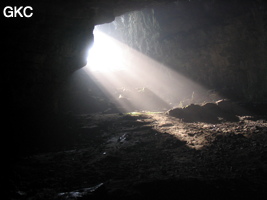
[
  {"left": 84, "top": 25, "right": 215, "bottom": 113},
  {"left": 86, "top": 28, "right": 125, "bottom": 72}
]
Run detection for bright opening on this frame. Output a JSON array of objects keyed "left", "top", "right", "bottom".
[
  {"left": 82, "top": 22, "right": 219, "bottom": 113},
  {"left": 86, "top": 28, "right": 125, "bottom": 72}
]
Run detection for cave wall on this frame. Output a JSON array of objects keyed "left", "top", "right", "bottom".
[
  {"left": 3, "top": 0, "right": 267, "bottom": 118},
  {"left": 3, "top": 0, "right": 95, "bottom": 116},
  {"left": 107, "top": 0, "right": 267, "bottom": 101}
]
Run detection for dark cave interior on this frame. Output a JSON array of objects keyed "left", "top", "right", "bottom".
[{"left": 4, "top": 0, "right": 267, "bottom": 199}]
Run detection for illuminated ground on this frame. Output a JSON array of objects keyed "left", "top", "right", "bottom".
[{"left": 9, "top": 112, "right": 267, "bottom": 199}]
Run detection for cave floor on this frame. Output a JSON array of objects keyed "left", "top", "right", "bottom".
[{"left": 9, "top": 112, "right": 267, "bottom": 200}]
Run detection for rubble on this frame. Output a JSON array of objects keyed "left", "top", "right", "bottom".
[{"left": 9, "top": 112, "right": 267, "bottom": 199}]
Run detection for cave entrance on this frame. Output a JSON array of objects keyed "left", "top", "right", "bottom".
[
  {"left": 86, "top": 27, "right": 125, "bottom": 73},
  {"left": 80, "top": 10, "right": 219, "bottom": 114}
]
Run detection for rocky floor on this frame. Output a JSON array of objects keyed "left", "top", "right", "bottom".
[{"left": 9, "top": 112, "right": 267, "bottom": 200}]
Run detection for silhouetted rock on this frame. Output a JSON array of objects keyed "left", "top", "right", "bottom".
[
  {"left": 168, "top": 100, "right": 240, "bottom": 123},
  {"left": 216, "top": 99, "right": 233, "bottom": 113}
]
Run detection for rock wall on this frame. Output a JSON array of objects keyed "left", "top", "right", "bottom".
[
  {"left": 108, "top": 0, "right": 267, "bottom": 102},
  {"left": 3, "top": 1, "right": 95, "bottom": 116}
]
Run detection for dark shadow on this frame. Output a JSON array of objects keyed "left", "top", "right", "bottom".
[
  {"left": 131, "top": 178, "right": 263, "bottom": 200},
  {"left": 9, "top": 112, "right": 267, "bottom": 200}
]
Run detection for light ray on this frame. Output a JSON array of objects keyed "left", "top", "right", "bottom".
[
  {"left": 86, "top": 29, "right": 125, "bottom": 72},
  {"left": 84, "top": 26, "right": 220, "bottom": 113}
]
